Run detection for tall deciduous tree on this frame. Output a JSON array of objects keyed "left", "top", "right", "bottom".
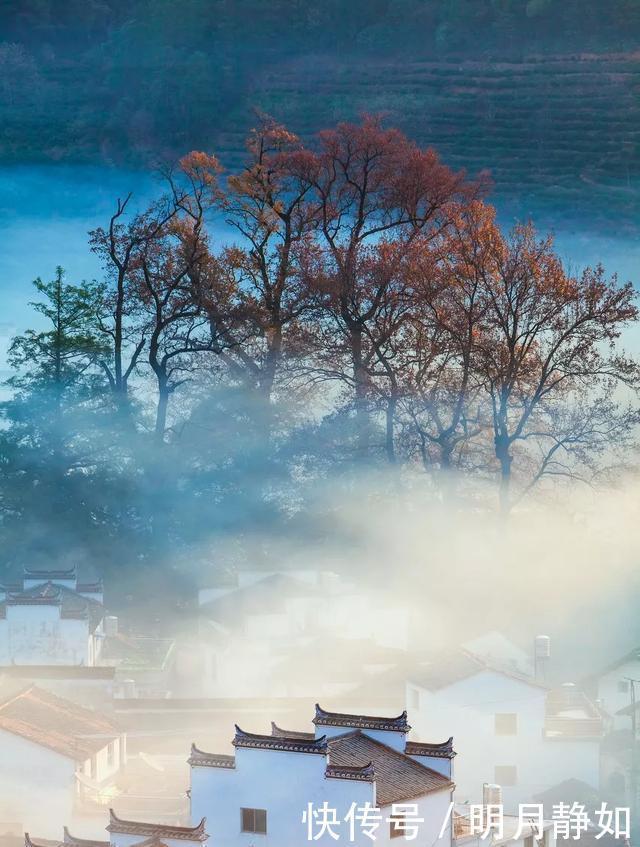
[
  {"left": 303, "top": 115, "right": 476, "bottom": 455},
  {"left": 473, "top": 224, "right": 639, "bottom": 511},
  {"left": 90, "top": 194, "right": 178, "bottom": 417},
  {"left": 194, "top": 118, "right": 318, "bottom": 404}
]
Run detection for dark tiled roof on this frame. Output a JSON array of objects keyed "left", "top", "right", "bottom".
[
  {"left": 233, "top": 725, "right": 328, "bottom": 754},
  {"left": 328, "top": 730, "right": 452, "bottom": 806},
  {"left": 314, "top": 703, "right": 410, "bottom": 733},
  {"left": 188, "top": 743, "right": 236, "bottom": 769},
  {"left": 62, "top": 828, "right": 109, "bottom": 847},
  {"left": 24, "top": 836, "right": 60, "bottom": 847},
  {"left": 107, "top": 810, "right": 207, "bottom": 842},
  {"left": 405, "top": 738, "right": 455, "bottom": 759},
  {"left": 24, "top": 567, "right": 76, "bottom": 580},
  {"left": 0, "top": 684, "right": 120, "bottom": 761},
  {"left": 0, "top": 583, "right": 104, "bottom": 631},
  {"left": 271, "top": 721, "right": 315, "bottom": 740},
  {"left": 410, "top": 649, "right": 548, "bottom": 692},
  {"left": 325, "top": 761, "right": 375, "bottom": 782}
]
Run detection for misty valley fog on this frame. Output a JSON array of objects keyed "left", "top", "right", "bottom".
[{"left": 0, "top": 134, "right": 639, "bottom": 843}]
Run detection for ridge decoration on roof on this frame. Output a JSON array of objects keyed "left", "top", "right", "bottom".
[
  {"left": 24, "top": 566, "right": 76, "bottom": 578},
  {"left": 188, "top": 742, "right": 236, "bottom": 768},
  {"left": 325, "top": 760, "right": 376, "bottom": 782},
  {"left": 405, "top": 737, "right": 456, "bottom": 759},
  {"left": 233, "top": 724, "right": 328, "bottom": 754},
  {"left": 24, "top": 835, "right": 51, "bottom": 847},
  {"left": 107, "top": 810, "right": 207, "bottom": 842},
  {"left": 63, "top": 827, "right": 109, "bottom": 847},
  {"left": 0, "top": 581, "right": 104, "bottom": 629},
  {"left": 314, "top": 703, "right": 411, "bottom": 733},
  {"left": 270, "top": 721, "right": 315, "bottom": 740}
]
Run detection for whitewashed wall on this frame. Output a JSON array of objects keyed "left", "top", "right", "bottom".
[
  {"left": 191, "top": 742, "right": 453, "bottom": 847},
  {"left": 0, "top": 728, "right": 77, "bottom": 838},
  {"left": 0, "top": 605, "right": 95, "bottom": 665},
  {"left": 407, "top": 671, "right": 600, "bottom": 809}
]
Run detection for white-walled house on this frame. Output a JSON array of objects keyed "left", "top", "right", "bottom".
[
  {"left": 583, "top": 648, "right": 640, "bottom": 731},
  {"left": 189, "top": 704, "right": 455, "bottom": 847},
  {"left": 407, "top": 649, "right": 603, "bottom": 811},
  {"left": 0, "top": 682, "right": 125, "bottom": 838},
  {"left": 461, "top": 632, "right": 534, "bottom": 678},
  {"left": 0, "top": 567, "right": 105, "bottom": 667}
]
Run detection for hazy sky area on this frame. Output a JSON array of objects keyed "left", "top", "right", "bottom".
[{"left": 1, "top": 164, "right": 640, "bottom": 383}]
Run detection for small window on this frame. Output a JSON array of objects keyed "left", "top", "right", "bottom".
[
  {"left": 390, "top": 812, "right": 406, "bottom": 839},
  {"left": 495, "top": 713, "right": 518, "bottom": 735},
  {"left": 241, "top": 808, "right": 267, "bottom": 834},
  {"left": 618, "top": 680, "right": 630, "bottom": 694},
  {"left": 495, "top": 765, "right": 517, "bottom": 786}
]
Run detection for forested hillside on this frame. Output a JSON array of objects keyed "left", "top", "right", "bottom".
[{"left": 1, "top": 0, "right": 640, "bottom": 227}]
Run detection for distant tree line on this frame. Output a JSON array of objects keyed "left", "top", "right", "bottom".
[
  {"left": 1, "top": 117, "right": 638, "bottom": 582},
  {"left": 1, "top": 0, "right": 640, "bottom": 162}
]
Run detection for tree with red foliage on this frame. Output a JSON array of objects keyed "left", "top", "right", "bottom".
[{"left": 302, "top": 115, "right": 480, "bottom": 456}]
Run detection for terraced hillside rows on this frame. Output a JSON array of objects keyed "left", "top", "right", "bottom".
[{"left": 217, "top": 53, "right": 640, "bottom": 231}]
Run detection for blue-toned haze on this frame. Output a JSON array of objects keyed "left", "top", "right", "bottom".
[{"left": 1, "top": 164, "right": 639, "bottom": 383}]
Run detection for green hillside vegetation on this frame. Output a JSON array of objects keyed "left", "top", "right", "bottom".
[{"left": 1, "top": 0, "right": 640, "bottom": 226}]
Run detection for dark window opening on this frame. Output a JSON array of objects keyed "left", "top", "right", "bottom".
[
  {"left": 390, "top": 812, "right": 406, "bottom": 839},
  {"left": 241, "top": 808, "right": 267, "bottom": 834}
]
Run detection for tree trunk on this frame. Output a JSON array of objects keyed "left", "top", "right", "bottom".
[
  {"left": 495, "top": 434, "right": 513, "bottom": 515},
  {"left": 155, "top": 378, "right": 169, "bottom": 444},
  {"left": 260, "top": 325, "right": 282, "bottom": 401},
  {"left": 385, "top": 395, "right": 397, "bottom": 464},
  {"left": 350, "top": 326, "right": 370, "bottom": 456}
]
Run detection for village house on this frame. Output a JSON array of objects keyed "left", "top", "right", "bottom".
[
  {"left": 189, "top": 703, "right": 455, "bottom": 846},
  {"left": 407, "top": 649, "right": 604, "bottom": 810},
  {"left": 0, "top": 567, "right": 106, "bottom": 667},
  {"left": 0, "top": 567, "right": 176, "bottom": 701},
  {"left": 0, "top": 682, "right": 125, "bottom": 839},
  {"left": 583, "top": 647, "right": 640, "bottom": 731},
  {"left": 190, "top": 569, "right": 412, "bottom": 700}
]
